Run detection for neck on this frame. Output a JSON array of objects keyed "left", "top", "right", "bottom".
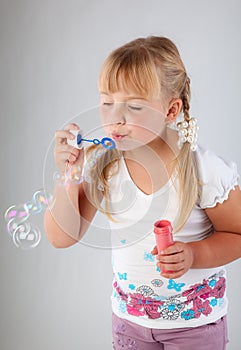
[{"left": 124, "top": 128, "right": 178, "bottom": 165}]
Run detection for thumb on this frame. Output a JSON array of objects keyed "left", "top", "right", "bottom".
[{"left": 151, "top": 246, "right": 158, "bottom": 255}]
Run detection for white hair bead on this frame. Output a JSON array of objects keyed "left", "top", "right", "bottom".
[{"left": 176, "top": 117, "right": 198, "bottom": 151}]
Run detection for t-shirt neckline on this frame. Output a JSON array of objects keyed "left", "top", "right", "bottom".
[{"left": 121, "top": 156, "right": 176, "bottom": 198}]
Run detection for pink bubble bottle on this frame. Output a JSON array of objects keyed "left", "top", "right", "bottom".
[{"left": 154, "top": 220, "right": 174, "bottom": 254}]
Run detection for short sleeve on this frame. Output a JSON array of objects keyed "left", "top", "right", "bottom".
[{"left": 195, "top": 146, "right": 240, "bottom": 209}]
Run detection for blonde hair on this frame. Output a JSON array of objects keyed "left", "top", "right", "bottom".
[{"left": 87, "top": 36, "right": 199, "bottom": 232}]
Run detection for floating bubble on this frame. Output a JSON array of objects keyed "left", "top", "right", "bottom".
[
  {"left": 32, "top": 189, "right": 53, "bottom": 211},
  {"left": 12, "top": 224, "right": 41, "bottom": 249},
  {"left": 53, "top": 171, "right": 62, "bottom": 182},
  {"left": 4, "top": 204, "right": 29, "bottom": 224},
  {"left": 26, "top": 200, "right": 42, "bottom": 215},
  {"left": 7, "top": 219, "right": 31, "bottom": 237},
  {"left": 4, "top": 188, "right": 53, "bottom": 249},
  {"left": 65, "top": 165, "right": 83, "bottom": 185},
  {"left": 52, "top": 166, "right": 84, "bottom": 189}
]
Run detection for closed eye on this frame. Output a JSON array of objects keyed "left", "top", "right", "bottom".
[
  {"left": 128, "top": 105, "right": 143, "bottom": 111},
  {"left": 102, "top": 102, "right": 113, "bottom": 106}
]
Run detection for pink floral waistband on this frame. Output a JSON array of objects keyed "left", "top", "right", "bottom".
[{"left": 113, "top": 271, "right": 226, "bottom": 321}]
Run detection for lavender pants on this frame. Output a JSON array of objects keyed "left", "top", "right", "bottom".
[{"left": 112, "top": 312, "right": 229, "bottom": 350}]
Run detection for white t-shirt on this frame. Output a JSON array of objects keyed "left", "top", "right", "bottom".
[{"left": 100, "top": 145, "right": 239, "bottom": 329}]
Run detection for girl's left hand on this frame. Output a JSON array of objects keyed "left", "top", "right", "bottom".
[{"left": 151, "top": 242, "right": 194, "bottom": 279}]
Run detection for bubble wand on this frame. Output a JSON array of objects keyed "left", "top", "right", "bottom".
[{"left": 67, "top": 129, "right": 116, "bottom": 150}]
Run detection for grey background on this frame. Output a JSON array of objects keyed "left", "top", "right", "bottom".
[{"left": 0, "top": 0, "right": 241, "bottom": 349}]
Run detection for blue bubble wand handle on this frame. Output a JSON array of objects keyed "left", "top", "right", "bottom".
[{"left": 68, "top": 130, "right": 116, "bottom": 150}]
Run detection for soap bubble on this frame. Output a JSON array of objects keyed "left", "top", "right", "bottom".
[
  {"left": 4, "top": 204, "right": 29, "bottom": 224},
  {"left": 65, "top": 165, "right": 83, "bottom": 186},
  {"left": 25, "top": 200, "right": 42, "bottom": 215},
  {"left": 32, "top": 189, "right": 54, "bottom": 212},
  {"left": 4, "top": 189, "right": 54, "bottom": 249},
  {"left": 43, "top": 104, "right": 178, "bottom": 249},
  {"left": 12, "top": 224, "right": 41, "bottom": 249},
  {"left": 7, "top": 218, "right": 30, "bottom": 237}
]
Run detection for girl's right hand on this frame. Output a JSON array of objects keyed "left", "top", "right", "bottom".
[{"left": 54, "top": 123, "right": 84, "bottom": 175}]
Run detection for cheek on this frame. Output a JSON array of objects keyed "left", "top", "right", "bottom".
[
  {"left": 100, "top": 108, "right": 108, "bottom": 124},
  {"left": 100, "top": 109, "right": 111, "bottom": 133},
  {"left": 131, "top": 113, "right": 166, "bottom": 139},
  {"left": 133, "top": 126, "right": 159, "bottom": 144}
]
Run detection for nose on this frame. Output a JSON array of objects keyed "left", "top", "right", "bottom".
[{"left": 110, "top": 103, "right": 126, "bottom": 125}]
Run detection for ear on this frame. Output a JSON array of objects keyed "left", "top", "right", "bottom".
[{"left": 166, "top": 98, "right": 182, "bottom": 123}]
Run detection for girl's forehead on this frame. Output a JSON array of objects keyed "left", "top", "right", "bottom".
[{"left": 98, "top": 63, "right": 162, "bottom": 100}]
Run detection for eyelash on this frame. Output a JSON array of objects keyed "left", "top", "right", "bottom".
[
  {"left": 128, "top": 105, "right": 142, "bottom": 111},
  {"left": 102, "top": 103, "right": 142, "bottom": 111}
]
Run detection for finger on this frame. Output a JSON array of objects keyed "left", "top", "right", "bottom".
[
  {"left": 151, "top": 246, "right": 158, "bottom": 255},
  {"left": 64, "top": 123, "right": 80, "bottom": 131},
  {"left": 55, "top": 130, "right": 75, "bottom": 145},
  {"left": 74, "top": 148, "right": 85, "bottom": 164},
  {"left": 157, "top": 261, "right": 184, "bottom": 272},
  {"left": 55, "top": 144, "right": 81, "bottom": 157},
  {"left": 70, "top": 147, "right": 80, "bottom": 158},
  {"left": 56, "top": 151, "right": 78, "bottom": 163},
  {"left": 58, "top": 150, "right": 84, "bottom": 168},
  {"left": 161, "top": 269, "right": 186, "bottom": 279},
  {"left": 66, "top": 146, "right": 81, "bottom": 158},
  {"left": 157, "top": 253, "right": 184, "bottom": 264},
  {"left": 160, "top": 242, "right": 184, "bottom": 256}
]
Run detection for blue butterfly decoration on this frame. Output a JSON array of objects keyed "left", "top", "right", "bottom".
[
  {"left": 167, "top": 279, "right": 185, "bottom": 292},
  {"left": 118, "top": 272, "right": 128, "bottom": 280},
  {"left": 144, "top": 252, "right": 155, "bottom": 262},
  {"left": 128, "top": 284, "right": 136, "bottom": 290}
]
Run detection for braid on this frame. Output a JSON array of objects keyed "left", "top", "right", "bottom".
[
  {"left": 173, "top": 74, "right": 199, "bottom": 232},
  {"left": 181, "top": 76, "right": 191, "bottom": 122}
]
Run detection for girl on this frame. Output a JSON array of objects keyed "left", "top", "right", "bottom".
[{"left": 44, "top": 36, "right": 241, "bottom": 349}]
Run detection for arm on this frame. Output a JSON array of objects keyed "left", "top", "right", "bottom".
[
  {"left": 44, "top": 180, "right": 100, "bottom": 248},
  {"left": 189, "top": 185, "right": 241, "bottom": 268},
  {"left": 153, "top": 185, "right": 241, "bottom": 278},
  {"left": 44, "top": 180, "right": 81, "bottom": 248},
  {"left": 44, "top": 123, "right": 101, "bottom": 248}
]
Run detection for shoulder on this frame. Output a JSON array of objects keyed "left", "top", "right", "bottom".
[
  {"left": 194, "top": 145, "right": 238, "bottom": 180},
  {"left": 194, "top": 145, "right": 239, "bottom": 208}
]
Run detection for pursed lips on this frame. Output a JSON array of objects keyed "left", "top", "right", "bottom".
[{"left": 111, "top": 132, "right": 127, "bottom": 140}]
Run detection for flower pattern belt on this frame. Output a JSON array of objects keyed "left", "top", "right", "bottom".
[{"left": 113, "top": 270, "right": 226, "bottom": 321}]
